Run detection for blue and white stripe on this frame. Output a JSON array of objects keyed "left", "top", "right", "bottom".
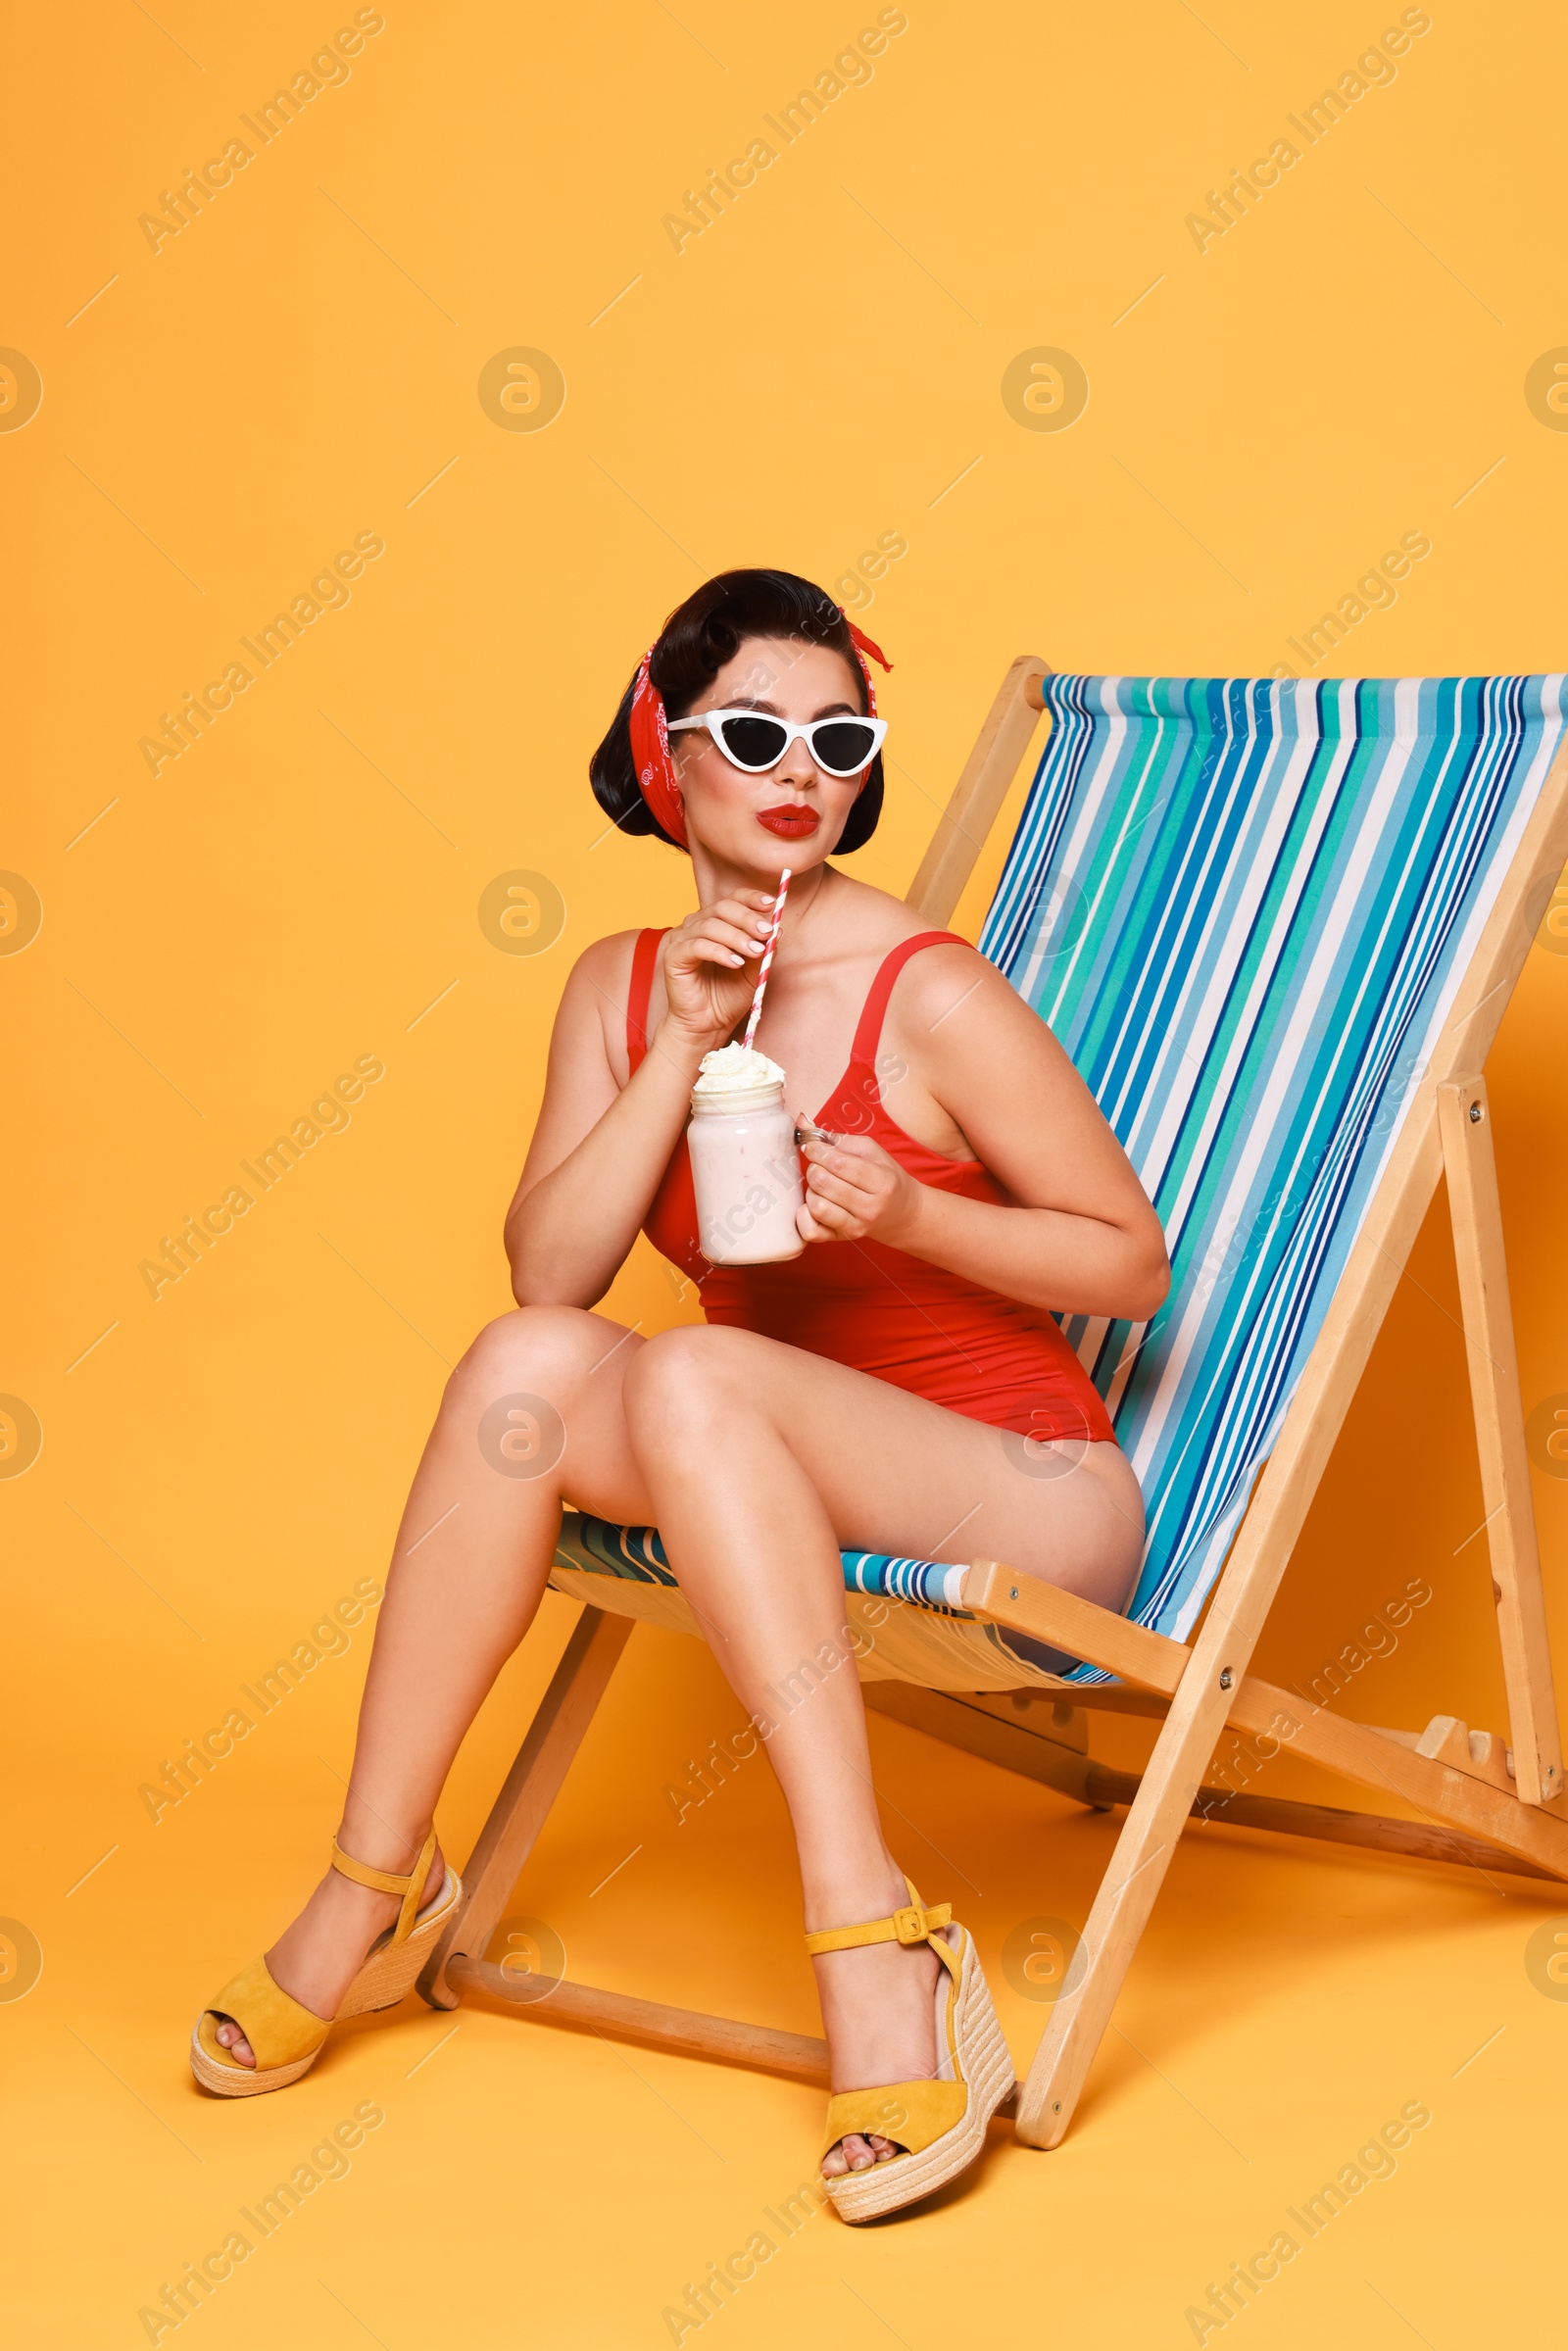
[{"left": 982, "top": 674, "right": 1565, "bottom": 1675}]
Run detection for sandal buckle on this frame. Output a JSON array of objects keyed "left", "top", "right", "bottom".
[{"left": 892, "top": 1904, "right": 927, "bottom": 1945}]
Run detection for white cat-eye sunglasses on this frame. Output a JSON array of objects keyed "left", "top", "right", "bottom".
[{"left": 666, "top": 707, "right": 888, "bottom": 777}]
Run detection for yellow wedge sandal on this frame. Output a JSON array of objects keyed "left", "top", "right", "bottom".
[
  {"left": 190, "top": 1831, "right": 461, "bottom": 2098},
  {"left": 807, "top": 1876, "right": 1015, "bottom": 2224}
]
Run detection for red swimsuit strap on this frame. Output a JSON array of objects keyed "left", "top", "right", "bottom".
[
  {"left": 625, "top": 927, "right": 668, "bottom": 1074},
  {"left": 845, "top": 930, "right": 972, "bottom": 1071},
  {"left": 627, "top": 922, "right": 969, "bottom": 1084}
]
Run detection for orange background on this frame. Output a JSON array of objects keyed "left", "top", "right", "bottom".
[{"left": 6, "top": 1, "right": 1568, "bottom": 2343}]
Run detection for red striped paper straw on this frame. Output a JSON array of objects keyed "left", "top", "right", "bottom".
[{"left": 741, "top": 867, "right": 791, "bottom": 1051}]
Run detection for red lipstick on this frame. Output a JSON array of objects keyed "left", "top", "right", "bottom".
[{"left": 758, "top": 805, "right": 820, "bottom": 838}]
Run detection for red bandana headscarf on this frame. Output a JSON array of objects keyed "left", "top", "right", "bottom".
[{"left": 627, "top": 617, "right": 892, "bottom": 850}]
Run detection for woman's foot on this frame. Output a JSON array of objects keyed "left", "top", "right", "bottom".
[
  {"left": 212, "top": 1839, "right": 447, "bottom": 2069},
  {"left": 809, "top": 1870, "right": 942, "bottom": 2179}
]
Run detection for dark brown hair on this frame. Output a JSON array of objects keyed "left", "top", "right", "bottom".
[{"left": 589, "top": 568, "right": 885, "bottom": 855}]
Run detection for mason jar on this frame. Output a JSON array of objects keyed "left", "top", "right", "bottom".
[{"left": 687, "top": 1078, "right": 806, "bottom": 1264}]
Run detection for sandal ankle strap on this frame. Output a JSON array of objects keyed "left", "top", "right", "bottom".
[
  {"left": 805, "top": 1874, "right": 958, "bottom": 1978},
  {"left": 331, "top": 1829, "right": 439, "bottom": 1944}
]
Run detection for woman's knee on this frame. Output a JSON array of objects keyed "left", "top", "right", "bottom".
[
  {"left": 621, "top": 1324, "right": 760, "bottom": 1451},
  {"left": 1082, "top": 1449, "right": 1146, "bottom": 1612},
  {"left": 445, "top": 1304, "right": 611, "bottom": 1422}
]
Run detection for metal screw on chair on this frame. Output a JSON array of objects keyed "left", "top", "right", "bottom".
[
  {"left": 1469, "top": 1102, "right": 1483, "bottom": 1122},
  {"left": 1009, "top": 1586, "right": 1019, "bottom": 1599},
  {"left": 1219, "top": 1668, "right": 1234, "bottom": 1689}
]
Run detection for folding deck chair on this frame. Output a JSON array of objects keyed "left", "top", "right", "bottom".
[{"left": 420, "top": 660, "right": 1568, "bottom": 2150}]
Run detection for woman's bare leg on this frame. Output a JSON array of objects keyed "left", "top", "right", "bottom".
[
  {"left": 621, "top": 1323, "right": 1141, "bottom": 2176},
  {"left": 213, "top": 1304, "right": 655, "bottom": 2065}
]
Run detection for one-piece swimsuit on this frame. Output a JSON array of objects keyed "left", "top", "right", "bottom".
[{"left": 628, "top": 926, "right": 1114, "bottom": 1447}]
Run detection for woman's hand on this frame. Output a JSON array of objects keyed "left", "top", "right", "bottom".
[
  {"left": 658, "top": 892, "right": 778, "bottom": 1053},
  {"left": 798, "top": 1131, "right": 921, "bottom": 1248}
]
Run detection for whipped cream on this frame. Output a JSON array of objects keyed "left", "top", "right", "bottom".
[{"left": 693, "top": 1043, "right": 785, "bottom": 1095}]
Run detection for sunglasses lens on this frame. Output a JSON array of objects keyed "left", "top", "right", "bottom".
[
  {"left": 715, "top": 714, "right": 789, "bottom": 769},
  {"left": 810, "top": 720, "right": 879, "bottom": 774}
]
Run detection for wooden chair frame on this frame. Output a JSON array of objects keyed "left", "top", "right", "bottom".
[{"left": 419, "top": 656, "right": 1568, "bottom": 2150}]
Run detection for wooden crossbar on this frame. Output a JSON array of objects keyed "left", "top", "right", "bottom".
[
  {"left": 860, "top": 1684, "right": 1562, "bottom": 1881},
  {"left": 446, "top": 1953, "right": 836, "bottom": 2084},
  {"left": 957, "top": 1564, "right": 1568, "bottom": 1882}
]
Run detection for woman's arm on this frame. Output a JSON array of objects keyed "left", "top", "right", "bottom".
[
  {"left": 799, "top": 946, "right": 1169, "bottom": 1321},
  {"left": 504, "top": 939, "right": 696, "bottom": 1307},
  {"left": 505, "top": 895, "right": 777, "bottom": 1307}
]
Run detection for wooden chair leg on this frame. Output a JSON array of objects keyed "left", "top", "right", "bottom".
[
  {"left": 1011, "top": 1642, "right": 1244, "bottom": 2147},
  {"left": 1439, "top": 1075, "right": 1564, "bottom": 1807},
  {"left": 418, "top": 1606, "right": 633, "bottom": 2008}
]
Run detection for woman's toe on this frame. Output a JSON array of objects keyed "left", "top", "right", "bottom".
[
  {"left": 214, "top": 2015, "right": 256, "bottom": 2068},
  {"left": 821, "top": 2126, "right": 913, "bottom": 2177}
]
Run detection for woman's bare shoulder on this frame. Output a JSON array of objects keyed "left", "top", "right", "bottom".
[
  {"left": 564, "top": 926, "right": 649, "bottom": 1000},
  {"left": 549, "top": 931, "right": 656, "bottom": 1080},
  {"left": 825, "top": 869, "right": 968, "bottom": 951},
  {"left": 883, "top": 930, "right": 1042, "bottom": 1047}
]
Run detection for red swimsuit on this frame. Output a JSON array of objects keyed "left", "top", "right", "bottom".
[{"left": 628, "top": 927, "right": 1114, "bottom": 1447}]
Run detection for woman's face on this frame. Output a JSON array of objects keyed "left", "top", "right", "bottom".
[{"left": 669, "top": 634, "right": 872, "bottom": 876}]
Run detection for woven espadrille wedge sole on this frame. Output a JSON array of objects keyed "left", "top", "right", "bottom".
[
  {"left": 808, "top": 1877, "right": 1015, "bottom": 2225},
  {"left": 190, "top": 1832, "right": 460, "bottom": 2098}
]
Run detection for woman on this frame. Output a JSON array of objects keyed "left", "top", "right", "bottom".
[{"left": 191, "top": 568, "right": 1168, "bottom": 2222}]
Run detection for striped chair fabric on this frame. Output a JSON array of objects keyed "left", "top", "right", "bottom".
[{"left": 552, "top": 675, "right": 1568, "bottom": 1687}]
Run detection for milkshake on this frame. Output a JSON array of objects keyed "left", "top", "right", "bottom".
[{"left": 688, "top": 1044, "right": 806, "bottom": 1264}]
